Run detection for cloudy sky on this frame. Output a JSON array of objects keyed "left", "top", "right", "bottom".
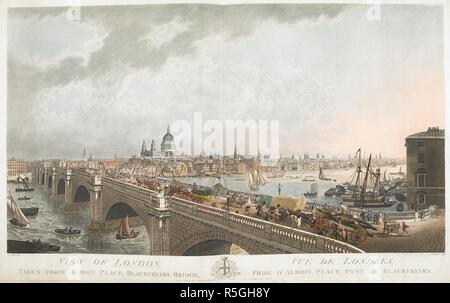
[{"left": 7, "top": 4, "right": 444, "bottom": 160}]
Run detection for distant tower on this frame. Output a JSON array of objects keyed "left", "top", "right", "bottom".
[
  {"left": 234, "top": 145, "right": 238, "bottom": 159},
  {"left": 150, "top": 139, "right": 156, "bottom": 157},
  {"left": 140, "top": 140, "right": 147, "bottom": 158}
]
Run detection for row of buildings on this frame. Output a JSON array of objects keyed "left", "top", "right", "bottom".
[
  {"left": 7, "top": 127, "right": 445, "bottom": 210},
  {"left": 6, "top": 158, "right": 28, "bottom": 181}
]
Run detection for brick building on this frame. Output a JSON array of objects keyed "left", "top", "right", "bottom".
[
  {"left": 405, "top": 127, "right": 445, "bottom": 210},
  {"left": 7, "top": 158, "right": 28, "bottom": 181}
]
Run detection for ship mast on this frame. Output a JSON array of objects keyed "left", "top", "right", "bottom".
[
  {"left": 360, "top": 154, "right": 372, "bottom": 209},
  {"left": 353, "top": 148, "right": 362, "bottom": 204}
]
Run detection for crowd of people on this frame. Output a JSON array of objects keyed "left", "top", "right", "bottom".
[{"left": 117, "top": 176, "right": 397, "bottom": 242}]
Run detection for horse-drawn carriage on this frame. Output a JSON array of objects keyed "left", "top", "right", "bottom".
[
  {"left": 168, "top": 180, "right": 192, "bottom": 200},
  {"left": 307, "top": 209, "right": 377, "bottom": 245}
]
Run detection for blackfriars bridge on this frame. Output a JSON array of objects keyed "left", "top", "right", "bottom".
[{"left": 31, "top": 167, "right": 364, "bottom": 255}]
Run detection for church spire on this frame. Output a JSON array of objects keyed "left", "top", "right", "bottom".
[
  {"left": 167, "top": 124, "right": 170, "bottom": 134},
  {"left": 234, "top": 145, "right": 238, "bottom": 159},
  {"left": 140, "top": 140, "right": 148, "bottom": 158},
  {"left": 150, "top": 139, "right": 155, "bottom": 157}
]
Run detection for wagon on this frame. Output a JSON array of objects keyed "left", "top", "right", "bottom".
[{"left": 309, "top": 209, "right": 376, "bottom": 245}]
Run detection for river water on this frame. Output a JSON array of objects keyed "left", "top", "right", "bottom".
[
  {"left": 7, "top": 182, "right": 150, "bottom": 255},
  {"left": 175, "top": 165, "right": 406, "bottom": 205},
  {"left": 7, "top": 165, "right": 405, "bottom": 255}
]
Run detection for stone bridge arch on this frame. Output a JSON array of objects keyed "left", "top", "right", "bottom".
[
  {"left": 47, "top": 174, "right": 53, "bottom": 190},
  {"left": 169, "top": 212, "right": 280, "bottom": 256},
  {"left": 73, "top": 184, "right": 91, "bottom": 203},
  {"left": 56, "top": 178, "right": 65, "bottom": 195},
  {"left": 100, "top": 198, "right": 152, "bottom": 243},
  {"left": 177, "top": 231, "right": 254, "bottom": 256}
]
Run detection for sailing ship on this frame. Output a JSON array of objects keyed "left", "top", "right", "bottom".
[
  {"left": 341, "top": 152, "right": 385, "bottom": 207},
  {"left": 15, "top": 176, "right": 34, "bottom": 192},
  {"left": 7, "top": 195, "right": 30, "bottom": 227},
  {"left": 353, "top": 154, "right": 385, "bottom": 207},
  {"left": 248, "top": 168, "right": 269, "bottom": 191},
  {"left": 116, "top": 215, "right": 139, "bottom": 240},
  {"left": 318, "top": 166, "right": 335, "bottom": 181},
  {"left": 340, "top": 148, "right": 364, "bottom": 202},
  {"left": 304, "top": 182, "right": 318, "bottom": 197}
]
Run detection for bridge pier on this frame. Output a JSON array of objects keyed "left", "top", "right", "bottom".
[
  {"left": 51, "top": 167, "right": 57, "bottom": 197},
  {"left": 148, "top": 196, "right": 171, "bottom": 255},
  {"left": 43, "top": 169, "right": 49, "bottom": 192},
  {"left": 87, "top": 175, "right": 104, "bottom": 231},
  {"left": 63, "top": 169, "right": 74, "bottom": 211}
]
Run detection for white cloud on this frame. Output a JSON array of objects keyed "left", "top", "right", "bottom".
[
  {"left": 12, "top": 5, "right": 443, "bottom": 159},
  {"left": 140, "top": 17, "right": 190, "bottom": 49},
  {"left": 8, "top": 13, "right": 107, "bottom": 70}
]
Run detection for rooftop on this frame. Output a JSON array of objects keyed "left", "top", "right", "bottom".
[{"left": 406, "top": 127, "right": 445, "bottom": 139}]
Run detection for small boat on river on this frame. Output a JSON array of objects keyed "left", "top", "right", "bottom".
[
  {"left": 116, "top": 215, "right": 139, "bottom": 240},
  {"left": 324, "top": 187, "right": 336, "bottom": 197},
  {"left": 18, "top": 196, "right": 31, "bottom": 200},
  {"left": 55, "top": 227, "right": 81, "bottom": 235},
  {"left": 302, "top": 176, "right": 316, "bottom": 182},
  {"left": 304, "top": 183, "right": 318, "bottom": 197},
  {"left": 319, "top": 166, "right": 336, "bottom": 181}
]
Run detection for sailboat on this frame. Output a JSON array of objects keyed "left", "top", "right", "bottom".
[
  {"left": 229, "top": 244, "right": 249, "bottom": 255},
  {"left": 116, "top": 215, "right": 139, "bottom": 240},
  {"left": 7, "top": 195, "right": 30, "bottom": 227},
  {"left": 318, "top": 166, "right": 335, "bottom": 181},
  {"left": 248, "top": 168, "right": 269, "bottom": 191},
  {"left": 304, "top": 183, "right": 318, "bottom": 197}
]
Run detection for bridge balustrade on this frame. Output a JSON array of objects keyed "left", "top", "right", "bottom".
[{"left": 170, "top": 197, "right": 363, "bottom": 254}]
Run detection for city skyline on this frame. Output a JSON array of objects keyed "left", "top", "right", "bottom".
[{"left": 7, "top": 4, "right": 444, "bottom": 160}]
